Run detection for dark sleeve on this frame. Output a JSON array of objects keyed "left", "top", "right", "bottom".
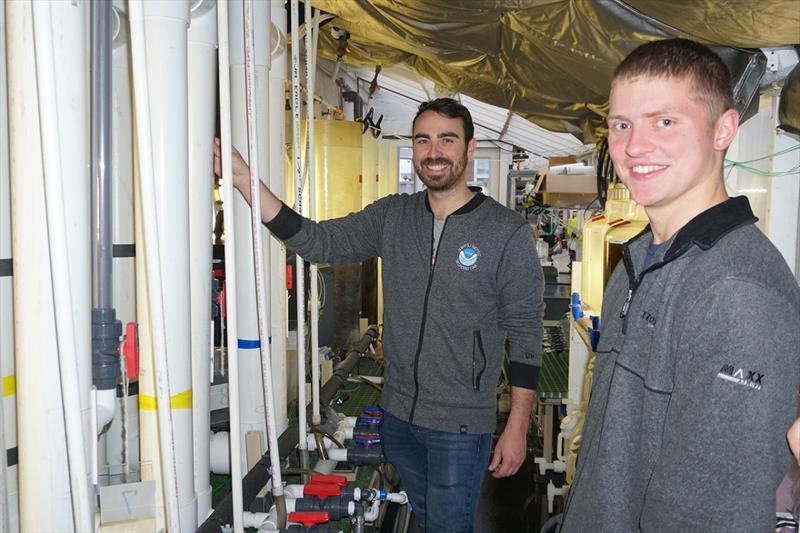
[
  {"left": 496, "top": 223, "right": 544, "bottom": 390},
  {"left": 274, "top": 195, "right": 395, "bottom": 265}
]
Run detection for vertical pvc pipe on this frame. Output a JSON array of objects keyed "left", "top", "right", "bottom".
[
  {"left": 0, "top": 4, "right": 17, "bottom": 530},
  {"left": 243, "top": 0, "right": 286, "bottom": 518},
  {"left": 9, "top": 1, "right": 93, "bottom": 530},
  {"left": 188, "top": 0, "right": 217, "bottom": 524},
  {"left": 268, "top": 0, "right": 289, "bottom": 438},
  {"left": 91, "top": 0, "right": 121, "bottom": 448},
  {"left": 216, "top": 4, "right": 245, "bottom": 530},
  {"left": 92, "top": 0, "right": 114, "bottom": 310},
  {"left": 31, "top": 1, "right": 94, "bottom": 530},
  {"left": 228, "top": 0, "right": 270, "bottom": 477},
  {"left": 105, "top": 0, "right": 138, "bottom": 486},
  {"left": 128, "top": 1, "right": 185, "bottom": 530},
  {"left": 289, "top": 0, "right": 309, "bottom": 474},
  {"left": 306, "top": 5, "right": 322, "bottom": 428}
]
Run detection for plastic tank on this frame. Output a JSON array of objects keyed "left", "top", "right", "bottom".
[
  {"left": 580, "top": 183, "right": 648, "bottom": 314},
  {"left": 361, "top": 133, "right": 379, "bottom": 209},
  {"left": 312, "top": 120, "right": 363, "bottom": 221},
  {"left": 378, "top": 139, "right": 398, "bottom": 198}
]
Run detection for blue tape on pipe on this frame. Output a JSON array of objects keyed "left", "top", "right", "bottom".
[{"left": 238, "top": 339, "right": 260, "bottom": 349}]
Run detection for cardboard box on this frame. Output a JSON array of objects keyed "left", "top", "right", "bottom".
[
  {"left": 545, "top": 172, "right": 597, "bottom": 194},
  {"left": 542, "top": 192, "right": 598, "bottom": 207},
  {"left": 548, "top": 155, "right": 577, "bottom": 166}
]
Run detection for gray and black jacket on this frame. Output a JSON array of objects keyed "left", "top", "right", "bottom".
[
  {"left": 561, "top": 196, "right": 800, "bottom": 532},
  {"left": 267, "top": 189, "right": 544, "bottom": 434}
]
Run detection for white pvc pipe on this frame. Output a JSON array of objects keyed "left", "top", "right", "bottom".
[
  {"left": 228, "top": 0, "right": 269, "bottom": 478},
  {"left": 31, "top": 2, "right": 94, "bottom": 531},
  {"left": 209, "top": 431, "right": 230, "bottom": 475},
  {"left": 306, "top": 1, "right": 322, "bottom": 429},
  {"left": 267, "top": 0, "right": 289, "bottom": 437},
  {"left": 217, "top": 2, "right": 245, "bottom": 530},
  {"left": 243, "top": 0, "right": 285, "bottom": 505},
  {"left": 188, "top": 0, "right": 217, "bottom": 524},
  {"left": 364, "top": 500, "right": 381, "bottom": 522},
  {"left": 0, "top": 4, "right": 14, "bottom": 529},
  {"left": 0, "top": 1, "right": 14, "bottom": 531},
  {"left": 290, "top": 0, "right": 309, "bottom": 468},
  {"left": 108, "top": 1, "right": 137, "bottom": 484},
  {"left": 8, "top": 2, "right": 90, "bottom": 529},
  {"left": 128, "top": 1, "right": 182, "bottom": 530}
]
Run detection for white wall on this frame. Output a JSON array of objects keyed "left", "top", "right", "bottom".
[{"left": 727, "top": 92, "right": 800, "bottom": 277}]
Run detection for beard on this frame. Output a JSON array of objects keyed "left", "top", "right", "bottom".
[{"left": 414, "top": 150, "right": 469, "bottom": 192}]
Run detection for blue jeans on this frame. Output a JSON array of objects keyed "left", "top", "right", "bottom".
[{"left": 380, "top": 411, "right": 492, "bottom": 533}]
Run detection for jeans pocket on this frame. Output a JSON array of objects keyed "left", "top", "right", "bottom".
[{"left": 472, "top": 330, "right": 487, "bottom": 391}]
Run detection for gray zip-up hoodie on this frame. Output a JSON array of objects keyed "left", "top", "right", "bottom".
[
  {"left": 561, "top": 196, "right": 800, "bottom": 532},
  {"left": 267, "top": 190, "right": 544, "bottom": 434}
]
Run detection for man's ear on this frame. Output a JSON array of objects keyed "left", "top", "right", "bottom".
[
  {"left": 467, "top": 137, "right": 477, "bottom": 160},
  {"left": 713, "top": 108, "right": 740, "bottom": 151}
]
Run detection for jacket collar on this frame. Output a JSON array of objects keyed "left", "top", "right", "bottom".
[
  {"left": 423, "top": 186, "right": 486, "bottom": 216},
  {"left": 626, "top": 195, "right": 758, "bottom": 269},
  {"left": 663, "top": 195, "right": 757, "bottom": 261}
]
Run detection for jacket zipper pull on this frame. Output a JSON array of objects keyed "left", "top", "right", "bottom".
[{"left": 619, "top": 289, "right": 633, "bottom": 319}]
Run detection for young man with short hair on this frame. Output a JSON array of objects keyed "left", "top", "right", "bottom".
[
  {"left": 215, "top": 98, "right": 544, "bottom": 532},
  {"left": 560, "top": 38, "right": 800, "bottom": 532}
]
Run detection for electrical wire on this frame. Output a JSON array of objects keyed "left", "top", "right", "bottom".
[{"left": 724, "top": 144, "right": 800, "bottom": 176}]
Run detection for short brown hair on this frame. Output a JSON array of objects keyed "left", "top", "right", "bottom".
[
  {"left": 613, "top": 38, "right": 734, "bottom": 121},
  {"left": 413, "top": 98, "right": 475, "bottom": 141}
]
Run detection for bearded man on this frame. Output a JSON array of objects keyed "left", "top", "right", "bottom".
[{"left": 215, "top": 98, "right": 544, "bottom": 532}]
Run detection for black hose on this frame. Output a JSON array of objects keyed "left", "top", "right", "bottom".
[{"left": 197, "top": 325, "right": 379, "bottom": 533}]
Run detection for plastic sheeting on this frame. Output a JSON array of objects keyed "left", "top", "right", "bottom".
[{"left": 310, "top": 0, "right": 800, "bottom": 141}]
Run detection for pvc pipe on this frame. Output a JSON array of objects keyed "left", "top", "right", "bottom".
[
  {"left": 188, "top": 0, "right": 218, "bottom": 524},
  {"left": 306, "top": 1, "right": 322, "bottom": 429},
  {"left": 364, "top": 500, "right": 381, "bottom": 522},
  {"left": 0, "top": 2, "right": 13, "bottom": 529},
  {"left": 209, "top": 431, "right": 230, "bottom": 475},
  {"left": 198, "top": 327, "right": 377, "bottom": 532},
  {"left": 31, "top": 2, "right": 95, "bottom": 531},
  {"left": 228, "top": 0, "right": 270, "bottom": 480},
  {"left": 92, "top": 0, "right": 114, "bottom": 310},
  {"left": 138, "top": 1, "right": 198, "bottom": 529},
  {"left": 8, "top": 2, "right": 91, "bottom": 529},
  {"left": 108, "top": 1, "right": 138, "bottom": 486},
  {"left": 243, "top": 0, "right": 284, "bottom": 500},
  {"left": 243, "top": 0, "right": 286, "bottom": 524},
  {"left": 96, "top": 388, "right": 117, "bottom": 430},
  {"left": 289, "top": 0, "right": 310, "bottom": 475},
  {"left": 217, "top": 2, "right": 245, "bottom": 530},
  {"left": 128, "top": 1, "right": 183, "bottom": 530},
  {"left": 267, "top": 0, "right": 289, "bottom": 437}
]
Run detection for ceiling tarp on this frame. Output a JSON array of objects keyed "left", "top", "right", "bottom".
[{"left": 310, "top": 0, "right": 800, "bottom": 141}]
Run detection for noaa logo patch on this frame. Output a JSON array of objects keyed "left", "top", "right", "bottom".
[{"left": 457, "top": 244, "right": 480, "bottom": 270}]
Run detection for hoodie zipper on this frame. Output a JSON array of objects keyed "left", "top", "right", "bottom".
[{"left": 408, "top": 215, "right": 448, "bottom": 424}]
